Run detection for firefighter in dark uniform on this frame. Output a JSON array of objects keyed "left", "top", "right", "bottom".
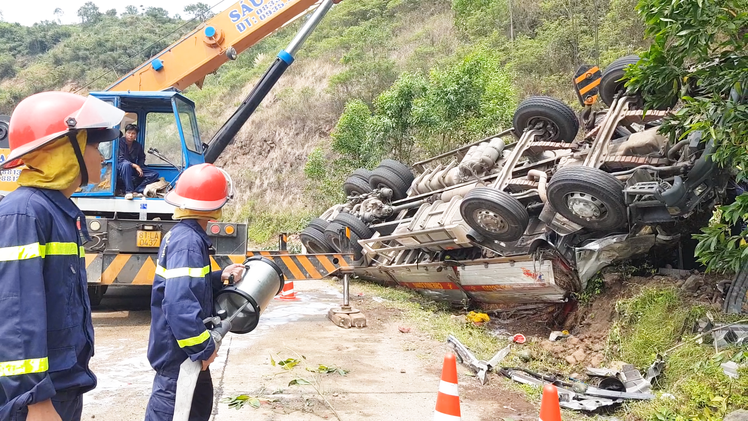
[
  {"left": 0, "top": 92, "right": 124, "bottom": 420},
  {"left": 145, "top": 163, "right": 244, "bottom": 421}
]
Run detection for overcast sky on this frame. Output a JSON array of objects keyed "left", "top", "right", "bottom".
[{"left": 0, "top": 0, "right": 232, "bottom": 26}]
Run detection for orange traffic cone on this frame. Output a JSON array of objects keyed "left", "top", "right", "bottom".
[
  {"left": 276, "top": 280, "right": 298, "bottom": 300},
  {"left": 434, "top": 352, "right": 461, "bottom": 420},
  {"left": 539, "top": 383, "right": 562, "bottom": 421}
]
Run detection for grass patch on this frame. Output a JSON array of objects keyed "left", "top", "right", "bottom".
[
  {"left": 609, "top": 287, "right": 748, "bottom": 420},
  {"left": 349, "top": 280, "right": 505, "bottom": 361},
  {"left": 224, "top": 201, "right": 314, "bottom": 248}
]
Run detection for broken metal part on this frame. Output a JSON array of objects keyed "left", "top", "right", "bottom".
[
  {"left": 644, "top": 355, "right": 665, "bottom": 384},
  {"left": 487, "top": 344, "right": 512, "bottom": 368},
  {"left": 499, "top": 368, "right": 623, "bottom": 411},
  {"left": 620, "top": 364, "right": 652, "bottom": 394},
  {"left": 447, "top": 334, "right": 489, "bottom": 384},
  {"left": 722, "top": 361, "right": 741, "bottom": 379},
  {"left": 446, "top": 335, "right": 511, "bottom": 385},
  {"left": 574, "top": 234, "right": 657, "bottom": 285}
]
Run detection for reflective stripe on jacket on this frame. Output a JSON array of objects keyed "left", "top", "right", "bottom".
[
  {"left": 147, "top": 219, "right": 223, "bottom": 378},
  {"left": 0, "top": 187, "right": 96, "bottom": 417}
]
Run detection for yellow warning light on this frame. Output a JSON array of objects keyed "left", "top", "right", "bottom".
[{"left": 224, "top": 224, "right": 235, "bottom": 235}]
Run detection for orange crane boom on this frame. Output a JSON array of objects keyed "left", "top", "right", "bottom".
[{"left": 106, "top": 0, "right": 324, "bottom": 92}]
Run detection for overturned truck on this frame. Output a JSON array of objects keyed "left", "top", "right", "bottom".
[{"left": 303, "top": 56, "right": 737, "bottom": 309}]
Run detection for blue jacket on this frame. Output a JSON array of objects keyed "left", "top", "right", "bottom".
[
  {"left": 147, "top": 219, "right": 224, "bottom": 378},
  {"left": 0, "top": 187, "right": 96, "bottom": 417},
  {"left": 118, "top": 138, "right": 146, "bottom": 167}
]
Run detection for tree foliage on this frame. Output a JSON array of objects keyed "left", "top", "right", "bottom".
[{"left": 625, "top": 0, "right": 748, "bottom": 273}]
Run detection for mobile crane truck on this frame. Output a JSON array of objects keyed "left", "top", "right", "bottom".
[{"left": 0, "top": 0, "right": 347, "bottom": 305}]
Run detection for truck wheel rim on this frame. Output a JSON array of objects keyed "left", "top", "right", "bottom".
[
  {"left": 527, "top": 116, "right": 559, "bottom": 141},
  {"left": 475, "top": 209, "right": 508, "bottom": 234},
  {"left": 566, "top": 192, "right": 606, "bottom": 220}
]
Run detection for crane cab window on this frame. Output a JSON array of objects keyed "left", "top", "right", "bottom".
[
  {"left": 174, "top": 97, "right": 201, "bottom": 154},
  {"left": 144, "top": 112, "right": 185, "bottom": 169}
]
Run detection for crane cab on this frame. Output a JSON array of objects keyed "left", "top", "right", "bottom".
[{"left": 72, "top": 91, "right": 206, "bottom": 219}]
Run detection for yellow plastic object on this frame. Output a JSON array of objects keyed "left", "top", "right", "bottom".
[
  {"left": 466, "top": 311, "right": 490, "bottom": 324},
  {"left": 106, "top": 0, "right": 321, "bottom": 92}
]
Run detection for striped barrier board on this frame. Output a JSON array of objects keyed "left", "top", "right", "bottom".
[
  {"left": 85, "top": 251, "right": 353, "bottom": 285},
  {"left": 246, "top": 251, "right": 354, "bottom": 281},
  {"left": 85, "top": 253, "right": 246, "bottom": 285}
]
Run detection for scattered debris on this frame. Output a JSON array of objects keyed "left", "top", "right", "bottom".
[
  {"left": 512, "top": 334, "right": 526, "bottom": 344},
  {"left": 398, "top": 326, "right": 411, "bottom": 333},
  {"left": 466, "top": 311, "right": 490, "bottom": 324},
  {"left": 722, "top": 361, "right": 741, "bottom": 379},
  {"left": 549, "top": 330, "right": 570, "bottom": 341},
  {"left": 499, "top": 367, "right": 655, "bottom": 412},
  {"left": 446, "top": 334, "right": 511, "bottom": 385},
  {"left": 372, "top": 296, "right": 385, "bottom": 303}
]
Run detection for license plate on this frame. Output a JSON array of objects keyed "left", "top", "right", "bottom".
[{"left": 136, "top": 230, "right": 162, "bottom": 248}]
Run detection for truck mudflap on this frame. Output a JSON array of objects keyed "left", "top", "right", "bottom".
[
  {"left": 85, "top": 253, "right": 246, "bottom": 285},
  {"left": 353, "top": 256, "right": 575, "bottom": 307},
  {"left": 246, "top": 250, "right": 354, "bottom": 281}
]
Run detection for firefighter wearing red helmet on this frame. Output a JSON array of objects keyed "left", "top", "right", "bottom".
[
  {"left": 0, "top": 92, "right": 124, "bottom": 420},
  {"left": 145, "top": 163, "right": 245, "bottom": 421}
]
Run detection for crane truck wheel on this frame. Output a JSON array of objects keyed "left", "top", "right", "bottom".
[
  {"left": 300, "top": 227, "right": 334, "bottom": 254},
  {"left": 460, "top": 187, "right": 530, "bottom": 242},
  {"left": 546, "top": 166, "right": 627, "bottom": 232},
  {"left": 369, "top": 166, "right": 410, "bottom": 201},
  {"left": 512, "top": 96, "right": 579, "bottom": 143},
  {"left": 344, "top": 176, "right": 373, "bottom": 197},
  {"left": 0, "top": 115, "right": 9, "bottom": 142},
  {"left": 87, "top": 285, "right": 108, "bottom": 307},
  {"left": 377, "top": 159, "right": 415, "bottom": 187}
]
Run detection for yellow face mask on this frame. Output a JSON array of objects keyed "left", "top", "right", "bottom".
[
  {"left": 173, "top": 207, "right": 223, "bottom": 221},
  {"left": 16, "top": 131, "right": 87, "bottom": 190}
]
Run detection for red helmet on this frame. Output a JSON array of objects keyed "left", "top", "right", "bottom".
[
  {"left": 165, "top": 163, "right": 232, "bottom": 211},
  {"left": 2, "top": 91, "right": 124, "bottom": 169}
]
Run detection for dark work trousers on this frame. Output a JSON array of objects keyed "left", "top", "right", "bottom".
[
  {"left": 145, "top": 369, "right": 213, "bottom": 421},
  {"left": 13, "top": 389, "right": 83, "bottom": 421},
  {"left": 116, "top": 161, "right": 159, "bottom": 194}
]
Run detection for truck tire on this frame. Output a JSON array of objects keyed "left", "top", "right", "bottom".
[
  {"left": 547, "top": 166, "right": 627, "bottom": 232},
  {"left": 87, "top": 285, "right": 108, "bottom": 307},
  {"left": 377, "top": 159, "right": 415, "bottom": 186},
  {"left": 350, "top": 168, "right": 373, "bottom": 182},
  {"left": 300, "top": 227, "right": 334, "bottom": 254},
  {"left": 0, "top": 115, "right": 9, "bottom": 144},
  {"left": 723, "top": 262, "right": 748, "bottom": 314},
  {"left": 600, "top": 55, "right": 640, "bottom": 107},
  {"left": 369, "top": 166, "right": 410, "bottom": 201},
  {"left": 308, "top": 218, "right": 329, "bottom": 233},
  {"left": 512, "top": 96, "right": 579, "bottom": 142},
  {"left": 324, "top": 218, "right": 367, "bottom": 260},
  {"left": 343, "top": 175, "right": 373, "bottom": 197},
  {"left": 460, "top": 187, "right": 529, "bottom": 242},
  {"left": 332, "top": 212, "right": 373, "bottom": 239}
]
